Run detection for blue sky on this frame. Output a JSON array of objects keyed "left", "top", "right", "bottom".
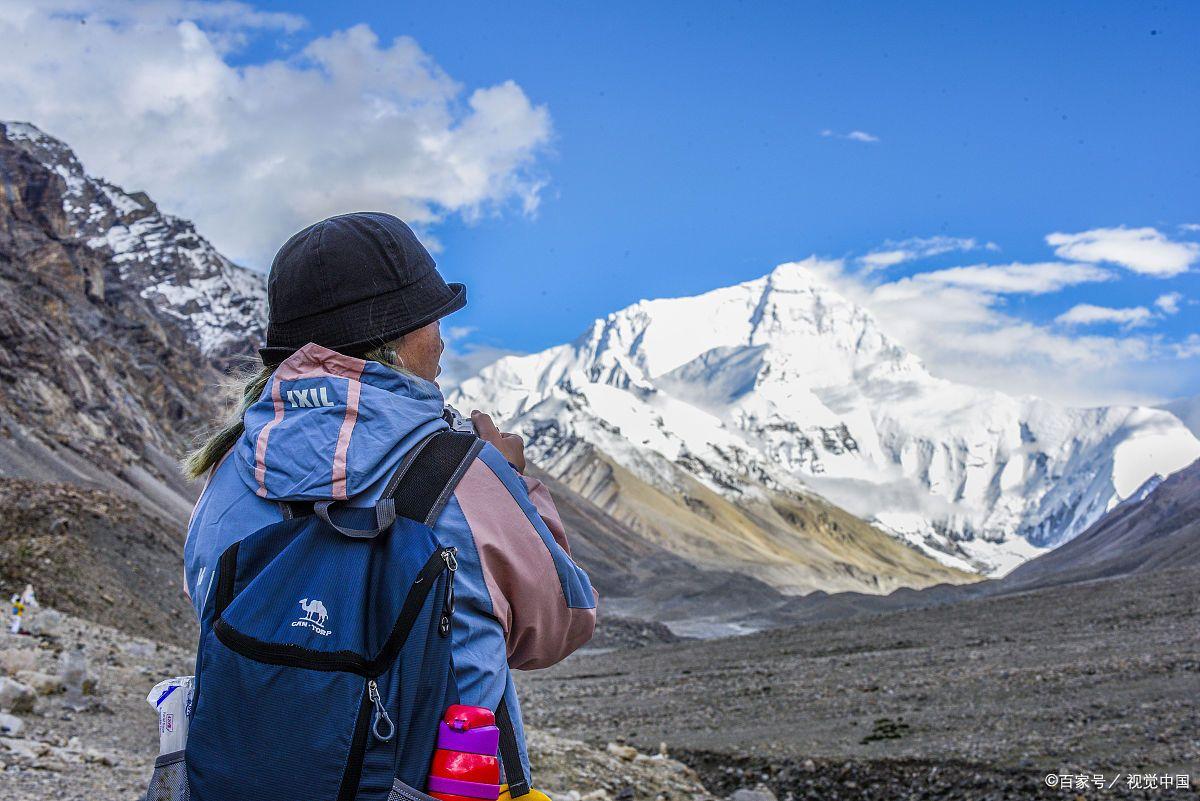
[
  {"left": 254, "top": 1, "right": 1200, "bottom": 399},
  {"left": 2, "top": 1, "right": 1197, "bottom": 403}
]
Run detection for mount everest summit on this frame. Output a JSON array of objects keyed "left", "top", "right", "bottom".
[{"left": 451, "top": 261, "right": 1200, "bottom": 576}]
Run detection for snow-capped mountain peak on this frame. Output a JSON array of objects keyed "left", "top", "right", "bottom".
[
  {"left": 453, "top": 260, "right": 1200, "bottom": 576},
  {"left": 2, "top": 122, "right": 265, "bottom": 358}
]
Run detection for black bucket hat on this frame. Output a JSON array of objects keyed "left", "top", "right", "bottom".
[{"left": 259, "top": 212, "right": 466, "bottom": 363}]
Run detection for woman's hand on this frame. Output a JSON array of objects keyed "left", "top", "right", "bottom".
[{"left": 471, "top": 410, "right": 526, "bottom": 473}]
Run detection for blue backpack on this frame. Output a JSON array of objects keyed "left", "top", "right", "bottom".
[{"left": 145, "top": 430, "right": 526, "bottom": 801}]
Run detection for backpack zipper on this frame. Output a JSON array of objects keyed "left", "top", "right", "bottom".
[
  {"left": 331, "top": 546, "right": 452, "bottom": 801},
  {"left": 368, "top": 679, "right": 395, "bottom": 742},
  {"left": 336, "top": 685, "right": 375, "bottom": 801},
  {"left": 439, "top": 547, "right": 457, "bottom": 637}
]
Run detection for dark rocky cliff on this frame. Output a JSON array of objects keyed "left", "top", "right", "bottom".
[{"left": 0, "top": 122, "right": 264, "bottom": 521}]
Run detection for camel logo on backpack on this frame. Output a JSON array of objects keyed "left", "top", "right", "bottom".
[{"left": 293, "top": 598, "right": 331, "bottom": 636}]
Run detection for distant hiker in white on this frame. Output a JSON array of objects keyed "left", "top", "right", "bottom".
[{"left": 9, "top": 593, "right": 24, "bottom": 634}]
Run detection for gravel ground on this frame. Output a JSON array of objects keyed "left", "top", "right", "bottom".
[
  {"left": 0, "top": 607, "right": 710, "bottom": 801},
  {"left": 0, "top": 607, "right": 193, "bottom": 800},
  {"left": 519, "top": 566, "right": 1200, "bottom": 800},
  {"left": 3, "top": 567, "right": 1196, "bottom": 800}
]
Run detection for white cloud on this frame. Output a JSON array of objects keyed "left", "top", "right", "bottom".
[
  {"left": 804, "top": 257, "right": 1197, "bottom": 406},
  {"left": 820, "top": 128, "right": 880, "bottom": 143},
  {"left": 0, "top": 1, "right": 553, "bottom": 268},
  {"left": 845, "top": 130, "right": 879, "bottom": 143},
  {"left": 1155, "top": 292, "right": 1183, "bottom": 315},
  {"left": 1046, "top": 227, "right": 1199, "bottom": 277},
  {"left": 859, "top": 235, "right": 998, "bottom": 271},
  {"left": 909, "top": 261, "right": 1112, "bottom": 295},
  {"left": 1179, "top": 223, "right": 1200, "bottom": 233},
  {"left": 1175, "top": 335, "right": 1200, "bottom": 359},
  {"left": 437, "top": 329, "right": 519, "bottom": 393},
  {"left": 1055, "top": 304, "right": 1155, "bottom": 330}
]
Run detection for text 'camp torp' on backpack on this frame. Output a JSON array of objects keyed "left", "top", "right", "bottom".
[{"left": 153, "top": 430, "right": 531, "bottom": 801}]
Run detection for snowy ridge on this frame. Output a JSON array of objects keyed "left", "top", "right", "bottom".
[
  {"left": 1159, "top": 394, "right": 1200, "bottom": 439},
  {"left": 453, "top": 261, "right": 1200, "bottom": 575},
  {"left": 2, "top": 122, "right": 265, "bottom": 357}
]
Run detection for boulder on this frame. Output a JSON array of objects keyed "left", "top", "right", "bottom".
[
  {"left": 0, "top": 712, "right": 23, "bottom": 736},
  {"left": 0, "top": 648, "right": 40, "bottom": 676},
  {"left": 605, "top": 742, "right": 639, "bottom": 761},
  {"left": 15, "top": 670, "right": 64, "bottom": 696},
  {"left": 729, "top": 787, "right": 778, "bottom": 801},
  {"left": 0, "top": 676, "right": 36, "bottom": 714}
]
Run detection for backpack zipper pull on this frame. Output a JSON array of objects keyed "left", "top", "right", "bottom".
[
  {"left": 368, "top": 680, "right": 394, "bottom": 742},
  {"left": 439, "top": 547, "right": 457, "bottom": 637}
]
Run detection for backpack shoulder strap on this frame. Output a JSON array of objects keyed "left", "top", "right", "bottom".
[
  {"left": 496, "top": 696, "right": 530, "bottom": 797},
  {"left": 386, "top": 430, "right": 484, "bottom": 526},
  {"left": 282, "top": 430, "right": 483, "bottom": 537}
]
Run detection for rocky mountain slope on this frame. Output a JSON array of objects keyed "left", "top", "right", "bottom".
[
  {"left": 452, "top": 261, "right": 1200, "bottom": 576},
  {"left": 524, "top": 439, "right": 971, "bottom": 598},
  {"left": 1, "top": 122, "right": 265, "bottom": 362},
  {"left": 732, "top": 456, "right": 1200, "bottom": 626},
  {"left": 0, "top": 122, "right": 261, "bottom": 521},
  {"left": 0, "top": 479, "right": 195, "bottom": 647}
]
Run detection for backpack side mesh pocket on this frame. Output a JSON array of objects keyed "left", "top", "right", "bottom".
[{"left": 143, "top": 750, "right": 189, "bottom": 801}]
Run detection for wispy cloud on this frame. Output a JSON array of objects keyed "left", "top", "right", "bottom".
[
  {"left": 1052, "top": 291, "right": 1187, "bottom": 332},
  {"left": 1046, "top": 227, "right": 1199, "bottom": 277},
  {"left": 437, "top": 325, "right": 520, "bottom": 393},
  {"left": 820, "top": 128, "right": 880, "bottom": 143},
  {"left": 907, "top": 261, "right": 1110, "bottom": 294},
  {"left": 804, "top": 224, "right": 1200, "bottom": 404},
  {"left": 803, "top": 256, "right": 1167, "bottom": 404},
  {"left": 1155, "top": 292, "right": 1184, "bottom": 315},
  {"left": 0, "top": 1, "right": 553, "bottom": 268},
  {"left": 1055, "top": 304, "right": 1155, "bottom": 330},
  {"left": 1175, "top": 335, "right": 1200, "bottom": 359},
  {"left": 859, "top": 235, "right": 998, "bottom": 271}
]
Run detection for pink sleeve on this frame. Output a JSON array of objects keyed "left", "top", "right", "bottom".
[
  {"left": 454, "top": 460, "right": 596, "bottom": 670},
  {"left": 521, "top": 475, "right": 571, "bottom": 555}
]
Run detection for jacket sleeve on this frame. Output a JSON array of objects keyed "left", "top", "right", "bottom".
[{"left": 452, "top": 446, "right": 597, "bottom": 670}]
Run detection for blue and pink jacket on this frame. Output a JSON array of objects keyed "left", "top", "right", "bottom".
[{"left": 183, "top": 343, "right": 598, "bottom": 782}]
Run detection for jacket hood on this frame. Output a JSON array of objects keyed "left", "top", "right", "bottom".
[{"left": 234, "top": 343, "right": 448, "bottom": 502}]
